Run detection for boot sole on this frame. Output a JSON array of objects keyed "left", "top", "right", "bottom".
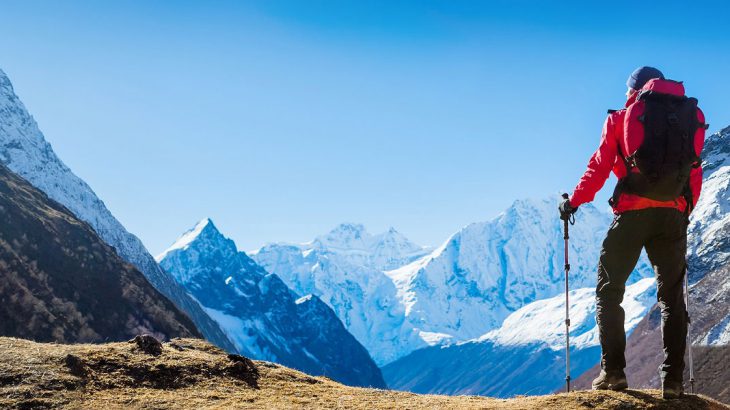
[{"left": 592, "top": 381, "right": 628, "bottom": 391}]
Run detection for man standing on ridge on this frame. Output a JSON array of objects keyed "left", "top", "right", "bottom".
[{"left": 559, "top": 66, "right": 707, "bottom": 399}]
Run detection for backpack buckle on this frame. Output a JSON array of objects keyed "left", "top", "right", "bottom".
[{"left": 626, "top": 153, "right": 638, "bottom": 169}]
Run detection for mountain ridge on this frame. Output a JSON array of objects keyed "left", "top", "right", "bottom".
[
  {"left": 158, "top": 218, "right": 386, "bottom": 388},
  {"left": 0, "top": 162, "right": 199, "bottom": 343},
  {"left": 0, "top": 68, "right": 237, "bottom": 352},
  {"left": 252, "top": 223, "right": 433, "bottom": 365}
]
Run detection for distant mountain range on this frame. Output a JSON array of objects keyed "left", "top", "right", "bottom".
[
  {"left": 254, "top": 198, "right": 652, "bottom": 366},
  {"left": 157, "top": 219, "right": 385, "bottom": 388},
  {"left": 252, "top": 223, "right": 432, "bottom": 365}
]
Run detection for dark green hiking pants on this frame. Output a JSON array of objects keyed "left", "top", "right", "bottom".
[{"left": 596, "top": 207, "right": 688, "bottom": 383}]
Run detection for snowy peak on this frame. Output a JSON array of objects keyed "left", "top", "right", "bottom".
[
  {"left": 156, "top": 218, "right": 233, "bottom": 261},
  {"left": 687, "top": 127, "right": 730, "bottom": 276},
  {"left": 702, "top": 126, "right": 730, "bottom": 174},
  {"left": 0, "top": 67, "right": 238, "bottom": 352},
  {"left": 0, "top": 69, "right": 13, "bottom": 93},
  {"left": 158, "top": 221, "right": 386, "bottom": 388},
  {"left": 374, "top": 227, "right": 423, "bottom": 252},
  {"left": 251, "top": 224, "right": 432, "bottom": 364},
  {"left": 313, "top": 223, "right": 424, "bottom": 251},
  {"left": 157, "top": 219, "right": 259, "bottom": 286},
  {"left": 0, "top": 70, "right": 64, "bottom": 172},
  {"left": 314, "top": 223, "right": 370, "bottom": 250},
  {"left": 310, "top": 222, "right": 429, "bottom": 270}
]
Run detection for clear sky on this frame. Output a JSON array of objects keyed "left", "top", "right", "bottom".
[{"left": 1, "top": 1, "right": 729, "bottom": 253}]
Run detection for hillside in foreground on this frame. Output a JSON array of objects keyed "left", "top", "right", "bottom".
[{"left": 0, "top": 337, "right": 727, "bottom": 409}]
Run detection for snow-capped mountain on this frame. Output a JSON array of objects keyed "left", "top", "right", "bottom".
[
  {"left": 157, "top": 219, "right": 386, "bottom": 388},
  {"left": 251, "top": 223, "right": 432, "bottom": 365},
  {"left": 687, "top": 125, "right": 730, "bottom": 279},
  {"left": 0, "top": 69, "right": 236, "bottom": 352},
  {"left": 0, "top": 162, "right": 200, "bottom": 344},
  {"left": 684, "top": 126, "right": 730, "bottom": 347},
  {"left": 312, "top": 223, "right": 432, "bottom": 271},
  {"left": 254, "top": 202, "right": 651, "bottom": 366},
  {"left": 382, "top": 277, "right": 657, "bottom": 397},
  {"left": 384, "top": 197, "right": 653, "bottom": 351}
]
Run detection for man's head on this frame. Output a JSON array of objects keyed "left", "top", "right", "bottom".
[{"left": 626, "top": 66, "right": 665, "bottom": 97}]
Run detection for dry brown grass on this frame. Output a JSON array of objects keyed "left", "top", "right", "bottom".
[{"left": 0, "top": 337, "right": 726, "bottom": 410}]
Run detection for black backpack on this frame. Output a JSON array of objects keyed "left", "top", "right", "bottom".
[{"left": 615, "top": 85, "right": 706, "bottom": 205}]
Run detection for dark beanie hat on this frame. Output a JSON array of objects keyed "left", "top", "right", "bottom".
[{"left": 627, "top": 66, "right": 665, "bottom": 90}]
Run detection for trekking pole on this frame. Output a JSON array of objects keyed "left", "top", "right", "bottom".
[
  {"left": 561, "top": 193, "right": 573, "bottom": 393},
  {"left": 684, "top": 273, "right": 695, "bottom": 394}
]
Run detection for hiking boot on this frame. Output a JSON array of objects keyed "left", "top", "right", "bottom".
[
  {"left": 592, "top": 369, "right": 628, "bottom": 391},
  {"left": 662, "top": 380, "right": 684, "bottom": 399}
]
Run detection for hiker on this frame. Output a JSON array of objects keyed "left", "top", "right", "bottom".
[{"left": 559, "top": 66, "right": 707, "bottom": 399}]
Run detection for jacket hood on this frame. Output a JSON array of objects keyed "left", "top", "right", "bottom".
[{"left": 624, "top": 92, "right": 638, "bottom": 108}]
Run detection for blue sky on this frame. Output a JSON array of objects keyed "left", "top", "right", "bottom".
[{"left": 1, "top": 1, "right": 729, "bottom": 252}]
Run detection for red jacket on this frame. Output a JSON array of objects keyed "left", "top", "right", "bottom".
[{"left": 570, "top": 79, "right": 705, "bottom": 214}]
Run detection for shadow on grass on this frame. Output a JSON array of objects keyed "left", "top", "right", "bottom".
[{"left": 621, "top": 389, "right": 717, "bottom": 409}]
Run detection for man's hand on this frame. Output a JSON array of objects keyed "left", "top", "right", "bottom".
[{"left": 559, "top": 195, "right": 578, "bottom": 221}]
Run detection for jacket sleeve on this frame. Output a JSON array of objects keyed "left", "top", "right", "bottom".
[
  {"left": 569, "top": 114, "right": 619, "bottom": 207},
  {"left": 690, "top": 108, "right": 706, "bottom": 209}
]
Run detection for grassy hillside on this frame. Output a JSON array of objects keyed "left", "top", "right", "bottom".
[{"left": 0, "top": 337, "right": 727, "bottom": 409}]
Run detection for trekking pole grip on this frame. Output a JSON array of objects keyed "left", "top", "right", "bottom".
[{"left": 561, "top": 193, "right": 570, "bottom": 239}]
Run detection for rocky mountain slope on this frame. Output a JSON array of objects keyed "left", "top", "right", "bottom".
[
  {"left": 0, "top": 68, "right": 236, "bottom": 352},
  {"left": 687, "top": 126, "right": 730, "bottom": 278},
  {"left": 158, "top": 219, "right": 385, "bottom": 388},
  {"left": 0, "top": 163, "right": 199, "bottom": 343},
  {"left": 383, "top": 277, "right": 657, "bottom": 397},
  {"left": 1, "top": 336, "right": 726, "bottom": 409}
]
